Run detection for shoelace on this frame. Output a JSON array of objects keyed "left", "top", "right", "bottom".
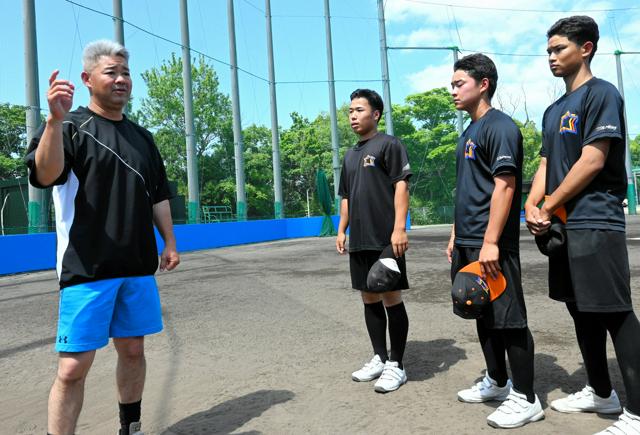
[{"left": 605, "top": 413, "right": 640, "bottom": 435}]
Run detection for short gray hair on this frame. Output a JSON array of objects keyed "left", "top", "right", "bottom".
[{"left": 82, "top": 40, "right": 129, "bottom": 73}]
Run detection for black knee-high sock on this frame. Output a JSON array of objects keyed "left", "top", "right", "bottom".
[
  {"left": 503, "top": 327, "right": 535, "bottom": 403},
  {"left": 386, "top": 302, "right": 409, "bottom": 369},
  {"left": 600, "top": 311, "right": 640, "bottom": 415},
  {"left": 364, "top": 301, "right": 388, "bottom": 361},
  {"left": 119, "top": 400, "right": 141, "bottom": 435},
  {"left": 476, "top": 320, "right": 508, "bottom": 387},
  {"left": 566, "top": 303, "right": 612, "bottom": 397}
]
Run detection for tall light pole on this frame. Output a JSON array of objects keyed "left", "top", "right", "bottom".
[
  {"left": 377, "top": 0, "right": 393, "bottom": 135},
  {"left": 23, "top": 0, "right": 45, "bottom": 233},
  {"left": 112, "top": 0, "right": 124, "bottom": 45},
  {"left": 614, "top": 50, "right": 637, "bottom": 215},
  {"left": 265, "top": 0, "right": 284, "bottom": 219},
  {"left": 179, "top": 0, "right": 200, "bottom": 223},
  {"left": 228, "top": 0, "right": 247, "bottom": 221},
  {"left": 323, "top": 0, "right": 341, "bottom": 214}
]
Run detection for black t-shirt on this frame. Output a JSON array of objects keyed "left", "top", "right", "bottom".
[
  {"left": 454, "top": 108, "right": 523, "bottom": 252},
  {"left": 338, "top": 132, "right": 412, "bottom": 252},
  {"left": 541, "top": 77, "right": 626, "bottom": 231},
  {"left": 25, "top": 106, "right": 171, "bottom": 288}
]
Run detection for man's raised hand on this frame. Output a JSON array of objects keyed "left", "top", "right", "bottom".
[{"left": 47, "top": 70, "right": 74, "bottom": 121}]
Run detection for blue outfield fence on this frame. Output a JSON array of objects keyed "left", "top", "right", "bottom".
[
  {"left": 0, "top": 215, "right": 346, "bottom": 276},
  {"left": 158, "top": 215, "right": 342, "bottom": 252},
  {"left": 0, "top": 232, "right": 58, "bottom": 275}
]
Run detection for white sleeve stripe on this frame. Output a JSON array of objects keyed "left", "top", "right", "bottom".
[{"left": 79, "top": 129, "right": 150, "bottom": 198}]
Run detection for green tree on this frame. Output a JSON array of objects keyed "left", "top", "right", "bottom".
[
  {"left": 631, "top": 134, "right": 640, "bottom": 168},
  {"left": 392, "top": 88, "right": 459, "bottom": 223},
  {"left": 137, "top": 54, "right": 233, "bottom": 200},
  {"left": 280, "top": 112, "right": 332, "bottom": 216},
  {"left": 405, "top": 87, "right": 459, "bottom": 130},
  {"left": 519, "top": 119, "right": 542, "bottom": 181},
  {"left": 243, "top": 124, "right": 275, "bottom": 218},
  {"left": 278, "top": 105, "right": 358, "bottom": 217},
  {"left": 0, "top": 103, "right": 28, "bottom": 179}
]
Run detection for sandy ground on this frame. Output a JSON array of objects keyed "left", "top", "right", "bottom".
[{"left": 1, "top": 216, "right": 640, "bottom": 435}]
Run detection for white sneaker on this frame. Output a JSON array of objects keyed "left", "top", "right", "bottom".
[
  {"left": 352, "top": 355, "right": 385, "bottom": 382},
  {"left": 374, "top": 360, "right": 407, "bottom": 393},
  {"left": 487, "top": 389, "right": 545, "bottom": 429},
  {"left": 551, "top": 385, "right": 622, "bottom": 414},
  {"left": 594, "top": 408, "right": 640, "bottom": 435},
  {"left": 457, "top": 375, "right": 512, "bottom": 403}
]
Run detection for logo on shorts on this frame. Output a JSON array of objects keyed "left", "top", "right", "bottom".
[
  {"left": 559, "top": 111, "right": 580, "bottom": 135},
  {"left": 363, "top": 154, "right": 376, "bottom": 167},
  {"left": 464, "top": 139, "right": 477, "bottom": 160},
  {"left": 58, "top": 335, "right": 68, "bottom": 344}
]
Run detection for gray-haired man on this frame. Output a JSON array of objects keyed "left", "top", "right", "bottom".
[{"left": 25, "top": 40, "right": 179, "bottom": 435}]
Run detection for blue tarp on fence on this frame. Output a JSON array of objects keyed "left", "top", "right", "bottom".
[{"left": 0, "top": 216, "right": 343, "bottom": 276}]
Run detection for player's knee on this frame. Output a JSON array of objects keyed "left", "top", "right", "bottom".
[
  {"left": 361, "top": 292, "right": 382, "bottom": 304},
  {"left": 56, "top": 356, "right": 92, "bottom": 384},
  {"left": 382, "top": 290, "right": 402, "bottom": 307},
  {"left": 116, "top": 339, "right": 145, "bottom": 362}
]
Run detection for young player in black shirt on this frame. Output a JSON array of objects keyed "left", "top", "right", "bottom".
[
  {"left": 449, "top": 54, "right": 543, "bottom": 428},
  {"left": 525, "top": 16, "right": 640, "bottom": 433},
  {"left": 336, "top": 89, "right": 412, "bottom": 393},
  {"left": 25, "top": 40, "right": 179, "bottom": 435}
]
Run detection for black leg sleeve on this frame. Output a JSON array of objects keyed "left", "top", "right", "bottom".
[
  {"left": 364, "top": 301, "right": 388, "bottom": 361},
  {"left": 503, "top": 327, "right": 536, "bottom": 403},
  {"left": 476, "top": 320, "right": 508, "bottom": 387},
  {"left": 566, "top": 302, "right": 612, "bottom": 397},
  {"left": 600, "top": 311, "right": 640, "bottom": 415},
  {"left": 386, "top": 302, "right": 409, "bottom": 368}
]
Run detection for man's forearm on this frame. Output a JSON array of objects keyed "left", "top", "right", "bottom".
[
  {"left": 34, "top": 117, "right": 66, "bottom": 186},
  {"left": 337, "top": 198, "right": 349, "bottom": 233},
  {"left": 484, "top": 176, "right": 515, "bottom": 244},
  {"left": 544, "top": 151, "right": 606, "bottom": 213},
  {"left": 393, "top": 180, "right": 409, "bottom": 230},
  {"left": 153, "top": 200, "right": 176, "bottom": 247},
  {"left": 525, "top": 158, "right": 547, "bottom": 209}
]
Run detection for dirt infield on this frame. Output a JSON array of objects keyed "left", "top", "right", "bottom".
[{"left": 1, "top": 217, "right": 640, "bottom": 434}]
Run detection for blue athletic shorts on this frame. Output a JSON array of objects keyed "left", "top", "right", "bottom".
[{"left": 56, "top": 275, "right": 163, "bottom": 352}]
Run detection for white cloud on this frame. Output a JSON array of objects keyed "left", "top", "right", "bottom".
[
  {"left": 404, "top": 56, "right": 561, "bottom": 125},
  {"left": 386, "top": 0, "right": 640, "bottom": 131},
  {"left": 392, "top": 27, "right": 451, "bottom": 47},
  {"left": 405, "top": 59, "right": 455, "bottom": 92}
]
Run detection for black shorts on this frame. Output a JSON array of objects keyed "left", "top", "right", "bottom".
[
  {"left": 451, "top": 245, "right": 527, "bottom": 329},
  {"left": 549, "top": 229, "right": 632, "bottom": 313},
  {"left": 349, "top": 250, "right": 409, "bottom": 292}
]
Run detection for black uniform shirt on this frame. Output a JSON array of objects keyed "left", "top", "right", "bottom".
[
  {"left": 454, "top": 108, "right": 523, "bottom": 252},
  {"left": 541, "top": 77, "right": 626, "bottom": 231},
  {"left": 25, "top": 106, "right": 171, "bottom": 288},
  {"left": 338, "top": 132, "right": 412, "bottom": 252}
]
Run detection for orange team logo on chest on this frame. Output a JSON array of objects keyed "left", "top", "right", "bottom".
[
  {"left": 464, "top": 139, "right": 477, "bottom": 160},
  {"left": 559, "top": 111, "right": 580, "bottom": 135},
  {"left": 363, "top": 154, "right": 376, "bottom": 167}
]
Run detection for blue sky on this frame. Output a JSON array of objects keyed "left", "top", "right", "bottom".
[{"left": 2, "top": 0, "right": 640, "bottom": 137}]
